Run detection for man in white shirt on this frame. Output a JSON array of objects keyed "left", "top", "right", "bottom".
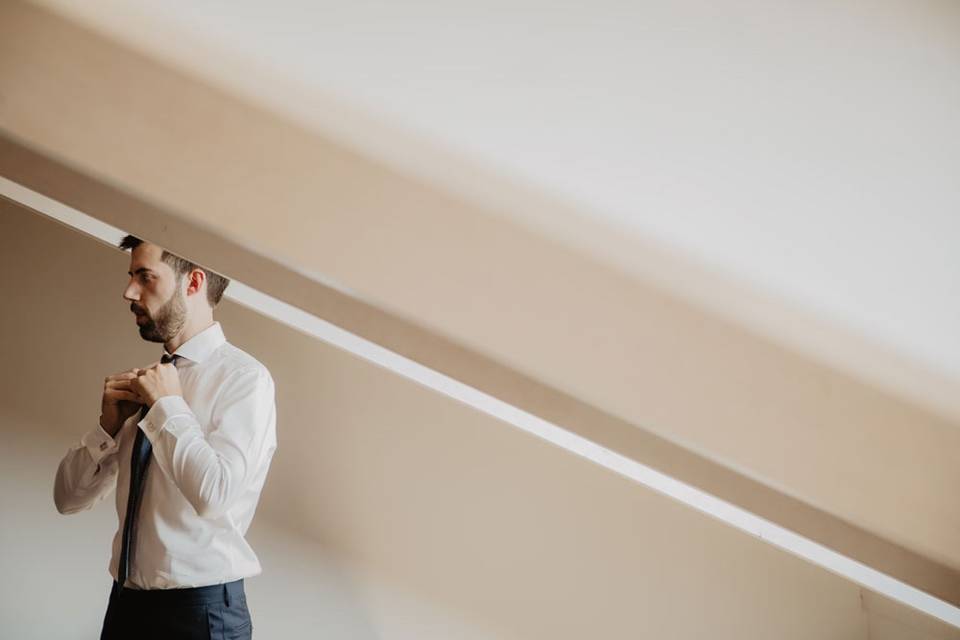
[{"left": 54, "top": 235, "right": 277, "bottom": 640}]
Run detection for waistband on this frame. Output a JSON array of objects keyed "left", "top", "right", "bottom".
[{"left": 111, "top": 578, "right": 245, "bottom": 607}]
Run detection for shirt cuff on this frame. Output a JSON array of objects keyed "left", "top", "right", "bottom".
[
  {"left": 81, "top": 424, "right": 119, "bottom": 464},
  {"left": 139, "top": 395, "right": 194, "bottom": 439}
]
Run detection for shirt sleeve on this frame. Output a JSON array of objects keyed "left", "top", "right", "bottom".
[
  {"left": 139, "top": 366, "right": 277, "bottom": 520},
  {"left": 53, "top": 424, "right": 121, "bottom": 514}
]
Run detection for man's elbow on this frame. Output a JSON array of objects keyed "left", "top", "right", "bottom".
[
  {"left": 193, "top": 496, "right": 233, "bottom": 520},
  {"left": 53, "top": 481, "right": 78, "bottom": 514},
  {"left": 191, "top": 480, "right": 238, "bottom": 519},
  {"left": 53, "top": 494, "right": 88, "bottom": 515},
  {"left": 191, "top": 463, "right": 246, "bottom": 519}
]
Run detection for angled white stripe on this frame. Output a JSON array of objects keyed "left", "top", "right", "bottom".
[{"left": 3, "top": 175, "right": 957, "bottom": 628}]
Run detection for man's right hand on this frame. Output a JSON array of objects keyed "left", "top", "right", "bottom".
[{"left": 100, "top": 368, "right": 145, "bottom": 438}]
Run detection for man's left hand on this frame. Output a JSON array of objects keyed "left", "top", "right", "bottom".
[{"left": 132, "top": 360, "right": 183, "bottom": 407}]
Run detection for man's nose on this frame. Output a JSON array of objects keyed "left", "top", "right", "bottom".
[{"left": 123, "top": 282, "right": 139, "bottom": 302}]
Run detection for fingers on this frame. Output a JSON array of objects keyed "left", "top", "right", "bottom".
[
  {"left": 106, "top": 372, "right": 135, "bottom": 381},
  {"left": 103, "top": 388, "right": 142, "bottom": 403},
  {"left": 104, "top": 377, "right": 144, "bottom": 403},
  {"left": 104, "top": 367, "right": 153, "bottom": 385},
  {"left": 102, "top": 364, "right": 159, "bottom": 403}
]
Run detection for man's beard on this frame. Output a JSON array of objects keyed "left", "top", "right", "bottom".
[{"left": 137, "top": 285, "right": 187, "bottom": 343}]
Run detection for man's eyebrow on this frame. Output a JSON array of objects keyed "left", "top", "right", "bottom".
[{"left": 127, "top": 267, "right": 155, "bottom": 276}]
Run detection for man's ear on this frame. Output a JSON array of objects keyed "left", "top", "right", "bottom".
[{"left": 186, "top": 268, "right": 206, "bottom": 297}]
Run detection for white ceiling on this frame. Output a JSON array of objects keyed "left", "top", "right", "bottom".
[{"left": 30, "top": 0, "right": 960, "bottom": 382}]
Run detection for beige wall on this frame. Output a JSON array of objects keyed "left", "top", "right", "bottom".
[
  {"left": 3, "top": 187, "right": 957, "bottom": 637},
  {"left": 1, "top": 421, "right": 515, "bottom": 639},
  {"left": 1, "top": 3, "right": 958, "bottom": 597}
]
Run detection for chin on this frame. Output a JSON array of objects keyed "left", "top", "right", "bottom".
[{"left": 138, "top": 328, "right": 164, "bottom": 343}]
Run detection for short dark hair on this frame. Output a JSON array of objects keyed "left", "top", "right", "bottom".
[{"left": 118, "top": 235, "right": 230, "bottom": 308}]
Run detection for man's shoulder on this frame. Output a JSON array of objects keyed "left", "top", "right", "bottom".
[{"left": 210, "top": 342, "right": 273, "bottom": 382}]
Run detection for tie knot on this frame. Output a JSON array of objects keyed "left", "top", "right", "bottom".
[{"left": 161, "top": 354, "right": 180, "bottom": 365}]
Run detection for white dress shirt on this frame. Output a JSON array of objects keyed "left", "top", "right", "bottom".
[{"left": 54, "top": 321, "right": 278, "bottom": 589}]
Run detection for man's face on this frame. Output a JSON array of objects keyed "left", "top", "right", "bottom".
[{"left": 123, "top": 243, "right": 187, "bottom": 343}]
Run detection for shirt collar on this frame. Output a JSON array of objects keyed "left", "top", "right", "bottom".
[{"left": 163, "top": 321, "right": 226, "bottom": 364}]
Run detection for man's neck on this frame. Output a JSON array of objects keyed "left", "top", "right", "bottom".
[{"left": 164, "top": 317, "right": 215, "bottom": 355}]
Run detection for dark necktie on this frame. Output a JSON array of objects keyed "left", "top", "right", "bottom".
[{"left": 117, "top": 352, "right": 180, "bottom": 588}]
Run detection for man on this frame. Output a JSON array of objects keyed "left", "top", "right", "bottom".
[{"left": 54, "top": 235, "right": 277, "bottom": 640}]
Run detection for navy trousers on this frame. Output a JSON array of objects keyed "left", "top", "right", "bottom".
[{"left": 99, "top": 579, "right": 252, "bottom": 640}]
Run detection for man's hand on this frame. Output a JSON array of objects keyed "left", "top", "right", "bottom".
[
  {"left": 100, "top": 368, "right": 146, "bottom": 437},
  {"left": 131, "top": 360, "right": 183, "bottom": 409}
]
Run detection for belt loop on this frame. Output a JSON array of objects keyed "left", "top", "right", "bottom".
[{"left": 224, "top": 582, "right": 231, "bottom": 608}]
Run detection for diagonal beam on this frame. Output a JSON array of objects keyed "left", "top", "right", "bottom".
[{"left": 2, "top": 136, "right": 958, "bottom": 627}]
